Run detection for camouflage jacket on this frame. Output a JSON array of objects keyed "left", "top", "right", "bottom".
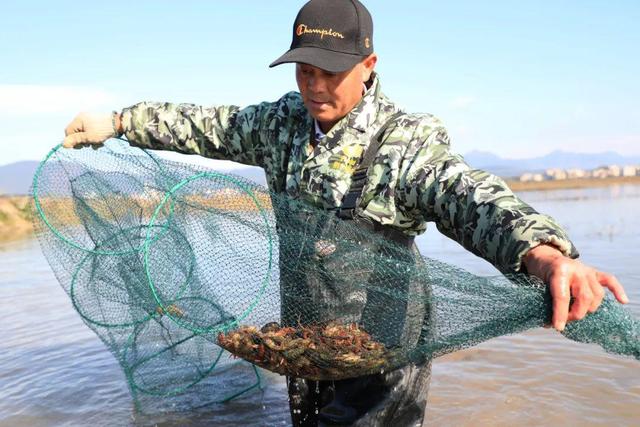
[{"left": 121, "top": 74, "right": 578, "bottom": 273}]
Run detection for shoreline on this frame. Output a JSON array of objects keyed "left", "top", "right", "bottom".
[
  {"left": 2, "top": 176, "right": 639, "bottom": 242},
  {"left": 0, "top": 195, "right": 33, "bottom": 242},
  {"left": 504, "top": 175, "right": 640, "bottom": 191}
]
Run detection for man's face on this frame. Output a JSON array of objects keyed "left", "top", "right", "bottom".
[{"left": 295, "top": 55, "right": 376, "bottom": 132}]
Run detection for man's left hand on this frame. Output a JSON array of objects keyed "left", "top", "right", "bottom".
[{"left": 522, "top": 244, "right": 629, "bottom": 332}]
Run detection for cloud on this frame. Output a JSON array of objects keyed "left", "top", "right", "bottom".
[
  {"left": 449, "top": 96, "right": 476, "bottom": 110},
  {"left": 0, "top": 84, "right": 118, "bottom": 116}
]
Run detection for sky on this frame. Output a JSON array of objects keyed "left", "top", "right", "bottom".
[{"left": 1, "top": 0, "right": 639, "bottom": 169}]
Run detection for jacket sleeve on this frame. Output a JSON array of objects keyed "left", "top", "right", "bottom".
[
  {"left": 398, "top": 116, "right": 579, "bottom": 274},
  {"left": 120, "top": 96, "right": 292, "bottom": 168}
]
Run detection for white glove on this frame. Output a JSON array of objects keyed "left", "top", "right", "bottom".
[{"left": 63, "top": 112, "right": 119, "bottom": 148}]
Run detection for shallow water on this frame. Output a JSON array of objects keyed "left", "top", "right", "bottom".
[
  {"left": 423, "top": 185, "right": 640, "bottom": 427},
  {"left": 1, "top": 185, "right": 638, "bottom": 426}
]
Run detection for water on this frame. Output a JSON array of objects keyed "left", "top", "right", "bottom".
[
  {"left": 1, "top": 185, "right": 638, "bottom": 426},
  {"left": 423, "top": 185, "right": 640, "bottom": 426}
]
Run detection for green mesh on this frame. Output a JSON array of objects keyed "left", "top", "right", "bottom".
[{"left": 32, "top": 140, "right": 639, "bottom": 411}]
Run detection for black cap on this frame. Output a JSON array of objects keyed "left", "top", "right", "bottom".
[{"left": 269, "top": 0, "right": 374, "bottom": 73}]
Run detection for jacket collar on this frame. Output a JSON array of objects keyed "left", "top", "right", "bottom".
[
  {"left": 308, "top": 73, "right": 382, "bottom": 140},
  {"left": 342, "top": 72, "right": 382, "bottom": 134}
]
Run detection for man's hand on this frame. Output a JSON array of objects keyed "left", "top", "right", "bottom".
[
  {"left": 63, "top": 112, "right": 121, "bottom": 148},
  {"left": 523, "top": 244, "right": 629, "bottom": 332}
]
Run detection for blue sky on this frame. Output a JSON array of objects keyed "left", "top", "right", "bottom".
[{"left": 1, "top": 0, "right": 639, "bottom": 168}]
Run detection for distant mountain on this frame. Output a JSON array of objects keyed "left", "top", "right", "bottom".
[
  {"left": 2, "top": 149, "right": 638, "bottom": 194},
  {"left": 463, "top": 150, "right": 640, "bottom": 178},
  {"left": 0, "top": 160, "right": 266, "bottom": 195},
  {"left": 462, "top": 150, "right": 503, "bottom": 166},
  {"left": 0, "top": 161, "right": 39, "bottom": 195}
]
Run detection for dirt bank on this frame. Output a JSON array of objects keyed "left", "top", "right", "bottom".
[
  {"left": 0, "top": 196, "right": 33, "bottom": 241},
  {"left": 1, "top": 175, "right": 639, "bottom": 242},
  {"left": 505, "top": 175, "right": 640, "bottom": 191}
]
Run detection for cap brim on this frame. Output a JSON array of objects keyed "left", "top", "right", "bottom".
[{"left": 269, "top": 47, "right": 363, "bottom": 73}]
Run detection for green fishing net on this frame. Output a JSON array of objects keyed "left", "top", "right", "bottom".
[{"left": 32, "top": 139, "right": 639, "bottom": 411}]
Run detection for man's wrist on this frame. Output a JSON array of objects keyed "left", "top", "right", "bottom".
[
  {"left": 522, "top": 243, "right": 564, "bottom": 280},
  {"left": 112, "top": 111, "right": 124, "bottom": 136}
]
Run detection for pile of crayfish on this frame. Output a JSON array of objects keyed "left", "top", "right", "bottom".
[{"left": 217, "top": 322, "right": 392, "bottom": 380}]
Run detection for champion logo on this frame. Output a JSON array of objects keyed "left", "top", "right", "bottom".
[{"left": 296, "top": 24, "right": 345, "bottom": 39}]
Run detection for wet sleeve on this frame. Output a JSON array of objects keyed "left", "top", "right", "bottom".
[
  {"left": 120, "top": 100, "right": 277, "bottom": 168},
  {"left": 398, "top": 118, "right": 579, "bottom": 274}
]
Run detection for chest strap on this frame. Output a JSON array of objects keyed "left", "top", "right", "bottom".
[{"left": 336, "top": 112, "right": 415, "bottom": 248}]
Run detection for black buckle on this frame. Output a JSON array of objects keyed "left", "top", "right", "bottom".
[{"left": 340, "top": 192, "right": 360, "bottom": 212}]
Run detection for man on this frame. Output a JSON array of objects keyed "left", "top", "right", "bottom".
[{"left": 64, "top": 1, "right": 628, "bottom": 425}]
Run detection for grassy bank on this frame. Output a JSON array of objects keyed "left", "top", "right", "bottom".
[{"left": 0, "top": 195, "right": 33, "bottom": 241}]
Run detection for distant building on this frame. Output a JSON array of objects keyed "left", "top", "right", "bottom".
[
  {"left": 566, "top": 168, "right": 588, "bottom": 179},
  {"left": 519, "top": 173, "right": 533, "bottom": 182},
  {"left": 607, "top": 165, "right": 622, "bottom": 177},
  {"left": 517, "top": 164, "right": 639, "bottom": 182},
  {"left": 592, "top": 167, "right": 609, "bottom": 179},
  {"left": 545, "top": 168, "right": 567, "bottom": 180}
]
